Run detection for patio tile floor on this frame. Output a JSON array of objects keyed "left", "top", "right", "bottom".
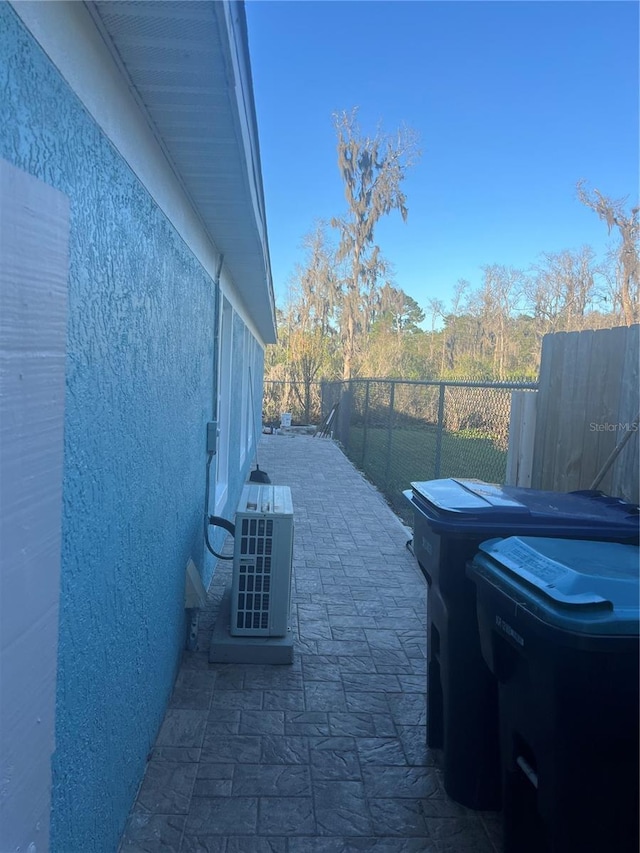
[{"left": 119, "top": 434, "right": 502, "bottom": 853}]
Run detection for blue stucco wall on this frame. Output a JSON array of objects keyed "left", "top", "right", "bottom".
[{"left": 1, "top": 7, "right": 262, "bottom": 851}]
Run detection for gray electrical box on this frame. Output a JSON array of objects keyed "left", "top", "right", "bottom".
[{"left": 206, "top": 421, "right": 218, "bottom": 454}]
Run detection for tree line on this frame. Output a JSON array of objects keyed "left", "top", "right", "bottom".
[{"left": 266, "top": 109, "right": 639, "bottom": 420}]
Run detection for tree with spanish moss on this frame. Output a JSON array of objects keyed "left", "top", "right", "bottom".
[
  {"left": 267, "top": 222, "right": 341, "bottom": 422},
  {"left": 331, "top": 109, "right": 420, "bottom": 379},
  {"left": 577, "top": 180, "right": 639, "bottom": 325}
]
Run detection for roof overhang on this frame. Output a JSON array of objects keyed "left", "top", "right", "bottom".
[{"left": 88, "top": 0, "right": 276, "bottom": 344}]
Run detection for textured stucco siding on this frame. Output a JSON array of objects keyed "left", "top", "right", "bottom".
[{"left": 1, "top": 6, "right": 261, "bottom": 852}]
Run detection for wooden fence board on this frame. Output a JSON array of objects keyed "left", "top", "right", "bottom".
[
  {"left": 532, "top": 325, "right": 639, "bottom": 502},
  {"left": 612, "top": 325, "right": 639, "bottom": 502},
  {"left": 566, "top": 328, "right": 597, "bottom": 487},
  {"left": 506, "top": 391, "right": 537, "bottom": 486},
  {"left": 593, "top": 326, "right": 627, "bottom": 494},
  {"left": 552, "top": 331, "right": 581, "bottom": 492},
  {"left": 532, "top": 332, "right": 561, "bottom": 489}
]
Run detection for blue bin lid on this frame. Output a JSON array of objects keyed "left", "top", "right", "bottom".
[
  {"left": 472, "top": 536, "right": 640, "bottom": 635},
  {"left": 405, "top": 478, "right": 639, "bottom": 539}
]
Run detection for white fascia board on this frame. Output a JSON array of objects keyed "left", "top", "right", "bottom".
[
  {"left": 221, "top": 2, "right": 265, "bottom": 246},
  {"left": 9, "top": 0, "right": 270, "bottom": 349},
  {"left": 218, "top": 2, "right": 275, "bottom": 319}
]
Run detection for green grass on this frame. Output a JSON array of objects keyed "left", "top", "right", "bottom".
[{"left": 343, "top": 425, "right": 508, "bottom": 524}]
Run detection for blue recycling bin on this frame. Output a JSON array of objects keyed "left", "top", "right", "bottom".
[
  {"left": 468, "top": 536, "right": 639, "bottom": 853},
  {"left": 403, "top": 479, "right": 639, "bottom": 809}
]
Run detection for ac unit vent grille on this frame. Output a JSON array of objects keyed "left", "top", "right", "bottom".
[
  {"left": 236, "top": 556, "right": 272, "bottom": 631},
  {"left": 231, "top": 485, "right": 293, "bottom": 637},
  {"left": 240, "top": 518, "right": 274, "bottom": 557}
]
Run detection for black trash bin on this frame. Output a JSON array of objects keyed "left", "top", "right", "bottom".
[
  {"left": 403, "top": 478, "right": 639, "bottom": 809},
  {"left": 468, "top": 536, "right": 639, "bottom": 853}
]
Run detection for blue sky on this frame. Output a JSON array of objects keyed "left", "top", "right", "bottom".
[{"left": 246, "top": 1, "right": 639, "bottom": 315}]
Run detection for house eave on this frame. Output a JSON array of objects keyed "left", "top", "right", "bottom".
[{"left": 87, "top": 0, "right": 276, "bottom": 344}]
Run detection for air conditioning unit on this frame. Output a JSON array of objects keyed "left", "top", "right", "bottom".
[{"left": 230, "top": 483, "right": 294, "bottom": 637}]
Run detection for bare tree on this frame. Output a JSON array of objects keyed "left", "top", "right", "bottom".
[
  {"left": 526, "top": 246, "right": 602, "bottom": 336},
  {"left": 293, "top": 223, "right": 341, "bottom": 336},
  {"left": 331, "top": 108, "right": 420, "bottom": 379},
  {"left": 440, "top": 279, "right": 470, "bottom": 374},
  {"left": 266, "top": 224, "right": 343, "bottom": 422},
  {"left": 577, "top": 180, "right": 639, "bottom": 325},
  {"left": 466, "top": 266, "right": 526, "bottom": 378},
  {"left": 425, "top": 297, "right": 445, "bottom": 366},
  {"left": 290, "top": 224, "right": 342, "bottom": 417}
]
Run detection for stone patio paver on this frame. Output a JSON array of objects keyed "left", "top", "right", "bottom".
[{"left": 119, "top": 434, "right": 501, "bottom": 853}]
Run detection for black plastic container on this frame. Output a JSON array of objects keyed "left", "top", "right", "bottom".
[
  {"left": 468, "top": 536, "right": 639, "bottom": 853},
  {"left": 403, "top": 478, "right": 639, "bottom": 810}
]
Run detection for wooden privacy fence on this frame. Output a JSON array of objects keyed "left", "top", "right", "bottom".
[{"left": 530, "top": 324, "right": 639, "bottom": 503}]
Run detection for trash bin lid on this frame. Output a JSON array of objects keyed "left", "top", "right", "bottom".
[
  {"left": 406, "top": 479, "right": 639, "bottom": 539},
  {"left": 472, "top": 536, "right": 640, "bottom": 635}
]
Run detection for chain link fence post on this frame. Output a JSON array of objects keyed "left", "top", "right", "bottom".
[
  {"left": 336, "top": 382, "right": 346, "bottom": 448},
  {"left": 434, "top": 382, "right": 446, "bottom": 478},
  {"left": 361, "top": 380, "right": 370, "bottom": 469},
  {"left": 384, "top": 381, "right": 395, "bottom": 488}
]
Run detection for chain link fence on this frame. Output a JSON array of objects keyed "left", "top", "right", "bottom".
[
  {"left": 263, "top": 381, "right": 323, "bottom": 427},
  {"left": 321, "top": 378, "right": 539, "bottom": 524}
]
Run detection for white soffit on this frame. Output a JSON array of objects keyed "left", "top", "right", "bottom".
[{"left": 88, "top": 0, "right": 276, "bottom": 343}]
